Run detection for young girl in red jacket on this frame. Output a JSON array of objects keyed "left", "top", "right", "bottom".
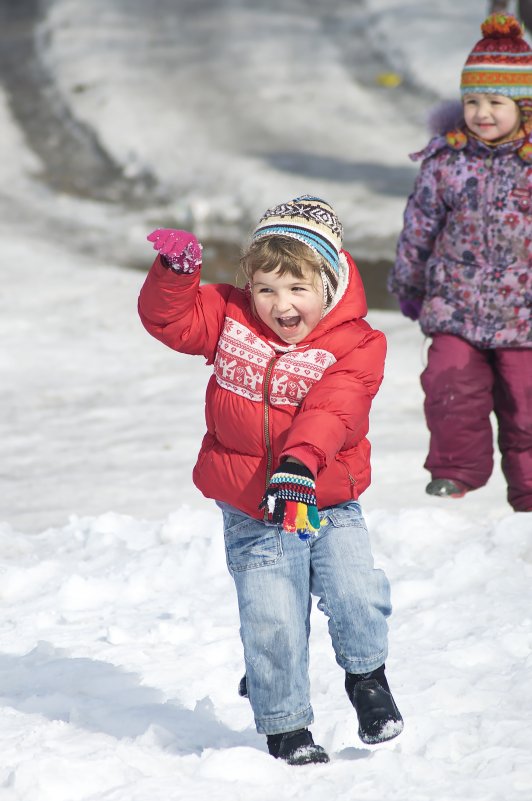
[{"left": 138, "top": 195, "right": 403, "bottom": 765}]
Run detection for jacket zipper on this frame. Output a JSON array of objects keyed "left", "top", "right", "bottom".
[
  {"left": 262, "top": 356, "right": 277, "bottom": 515},
  {"left": 481, "top": 151, "right": 494, "bottom": 340}
]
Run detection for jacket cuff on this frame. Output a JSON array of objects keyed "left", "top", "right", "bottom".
[{"left": 280, "top": 446, "right": 322, "bottom": 478}]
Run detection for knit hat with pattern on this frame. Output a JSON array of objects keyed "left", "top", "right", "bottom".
[
  {"left": 460, "top": 14, "right": 532, "bottom": 99},
  {"left": 251, "top": 195, "right": 343, "bottom": 307}
]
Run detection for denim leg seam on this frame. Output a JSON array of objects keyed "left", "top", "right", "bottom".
[{"left": 312, "top": 559, "right": 345, "bottom": 659}]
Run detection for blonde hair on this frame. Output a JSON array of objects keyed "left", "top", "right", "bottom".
[
  {"left": 518, "top": 99, "right": 532, "bottom": 135},
  {"left": 240, "top": 235, "right": 329, "bottom": 290}
]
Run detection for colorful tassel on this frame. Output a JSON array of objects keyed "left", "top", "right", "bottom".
[
  {"left": 446, "top": 129, "right": 468, "bottom": 150},
  {"left": 283, "top": 501, "right": 298, "bottom": 533}
]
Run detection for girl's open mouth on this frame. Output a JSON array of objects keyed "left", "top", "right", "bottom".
[{"left": 277, "top": 315, "right": 301, "bottom": 329}]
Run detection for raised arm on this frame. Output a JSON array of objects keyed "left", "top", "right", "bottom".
[{"left": 138, "top": 228, "right": 232, "bottom": 363}]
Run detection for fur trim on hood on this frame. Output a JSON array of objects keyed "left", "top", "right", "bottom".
[{"left": 426, "top": 100, "right": 465, "bottom": 136}]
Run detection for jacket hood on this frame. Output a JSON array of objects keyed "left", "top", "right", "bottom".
[{"left": 426, "top": 100, "right": 465, "bottom": 137}]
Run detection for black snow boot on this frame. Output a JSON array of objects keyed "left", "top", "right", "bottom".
[
  {"left": 238, "top": 674, "right": 248, "bottom": 698},
  {"left": 425, "top": 478, "right": 470, "bottom": 498},
  {"left": 266, "top": 728, "right": 330, "bottom": 765},
  {"left": 345, "top": 664, "right": 404, "bottom": 745}
]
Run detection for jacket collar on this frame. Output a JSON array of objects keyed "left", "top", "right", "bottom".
[{"left": 410, "top": 128, "right": 532, "bottom": 164}]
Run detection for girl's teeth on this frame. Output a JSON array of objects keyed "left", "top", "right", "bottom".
[{"left": 279, "top": 317, "right": 299, "bottom": 327}]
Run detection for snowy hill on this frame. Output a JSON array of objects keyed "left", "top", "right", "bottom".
[{"left": 2, "top": 0, "right": 483, "bottom": 262}]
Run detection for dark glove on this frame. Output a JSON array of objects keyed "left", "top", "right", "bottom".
[
  {"left": 147, "top": 228, "right": 202, "bottom": 274},
  {"left": 259, "top": 462, "right": 320, "bottom": 540},
  {"left": 399, "top": 297, "right": 423, "bottom": 321}
]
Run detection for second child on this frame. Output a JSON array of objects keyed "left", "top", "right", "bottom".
[{"left": 388, "top": 14, "right": 532, "bottom": 512}]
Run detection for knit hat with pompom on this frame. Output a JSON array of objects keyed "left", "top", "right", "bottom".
[{"left": 460, "top": 14, "right": 532, "bottom": 99}]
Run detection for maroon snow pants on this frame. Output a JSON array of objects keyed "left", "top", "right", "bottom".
[{"left": 421, "top": 334, "right": 532, "bottom": 512}]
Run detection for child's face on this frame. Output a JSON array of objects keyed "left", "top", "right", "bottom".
[
  {"left": 463, "top": 93, "right": 521, "bottom": 141},
  {"left": 251, "top": 265, "right": 324, "bottom": 344}
]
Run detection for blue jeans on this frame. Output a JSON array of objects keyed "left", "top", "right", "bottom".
[{"left": 218, "top": 501, "right": 391, "bottom": 735}]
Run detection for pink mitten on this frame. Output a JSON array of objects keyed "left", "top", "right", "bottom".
[{"left": 147, "top": 229, "right": 202, "bottom": 274}]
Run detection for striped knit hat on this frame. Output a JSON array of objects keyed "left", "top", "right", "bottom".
[
  {"left": 251, "top": 195, "right": 343, "bottom": 304},
  {"left": 460, "top": 14, "right": 532, "bottom": 99}
]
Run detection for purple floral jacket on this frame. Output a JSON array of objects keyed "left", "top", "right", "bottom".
[{"left": 389, "top": 131, "right": 532, "bottom": 348}]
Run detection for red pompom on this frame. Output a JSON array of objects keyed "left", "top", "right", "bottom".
[{"left": 481, "top": 13, "right": 524, "bottom": 39}]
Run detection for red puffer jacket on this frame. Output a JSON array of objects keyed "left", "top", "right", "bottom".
[{"left": 138, "top": 250, "right": 386, "bottom": 519}]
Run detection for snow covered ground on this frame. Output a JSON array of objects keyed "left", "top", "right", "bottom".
[{"left": 1, "top": 1, "right": 531, "bottom": 799}]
